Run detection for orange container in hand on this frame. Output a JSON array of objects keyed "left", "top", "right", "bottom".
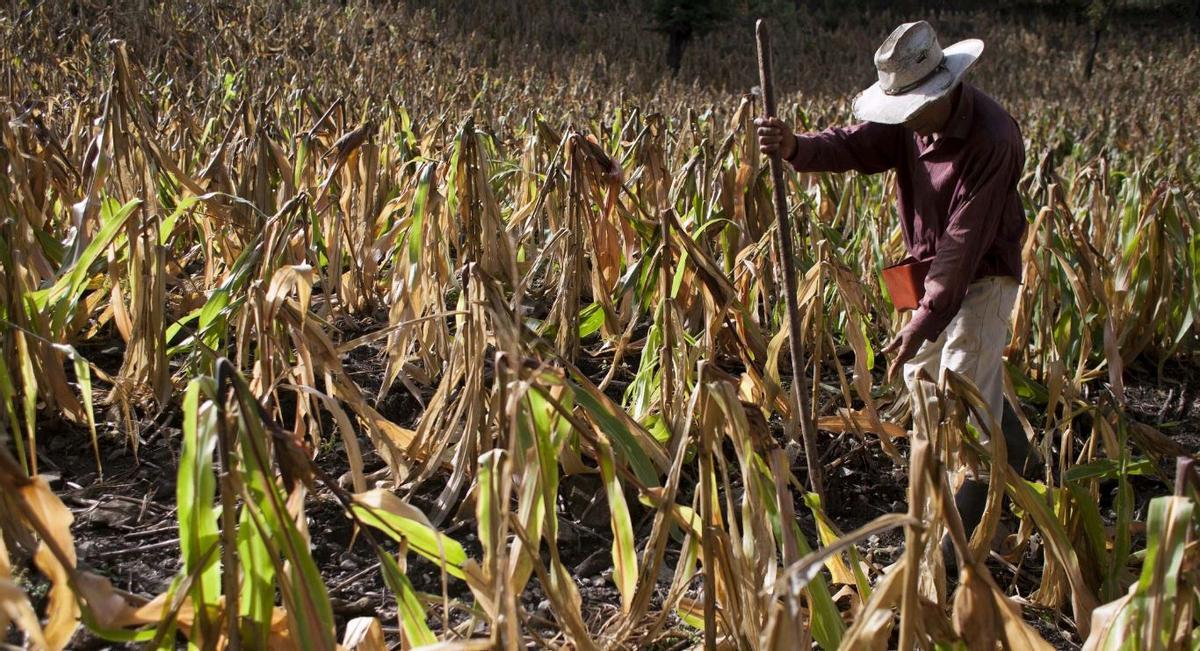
[{"left": 882, "top": 257, "right": 932, "bottom": 311}]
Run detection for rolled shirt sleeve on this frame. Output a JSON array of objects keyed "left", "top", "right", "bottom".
[
  {"left": 907, "top": 136, "right": 1024, "bottom": 341},
  {"left": 787, "top": 121, "right": 903, "bottom": 175}
]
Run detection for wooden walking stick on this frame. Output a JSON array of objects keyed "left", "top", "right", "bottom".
[{"left": 755, "top": 19, "right": 825, "bottom": 499}]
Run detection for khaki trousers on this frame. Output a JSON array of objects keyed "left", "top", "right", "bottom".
[{"left": 903, "top": 276, "right": 1020, "bottom": 440}]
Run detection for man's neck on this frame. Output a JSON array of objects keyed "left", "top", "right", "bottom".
[{"left": 933, "top": 85, "right": 965, "bottom": 136}]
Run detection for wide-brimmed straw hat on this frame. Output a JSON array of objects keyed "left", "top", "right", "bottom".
[{"left": 852, "top": 21, "right": 983, "bottom": 124}]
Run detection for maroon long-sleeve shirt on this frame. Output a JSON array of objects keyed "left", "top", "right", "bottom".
[{"left": 786, "top": 83, "right": 1026, "bottom": 341}]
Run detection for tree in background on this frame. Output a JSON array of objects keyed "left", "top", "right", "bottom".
[
  {"left": 651, "top": 0, "right": 731, "bottom": 75},
  {"left": 1084, "top": 0, "right": 1111, "bottom": 79}
]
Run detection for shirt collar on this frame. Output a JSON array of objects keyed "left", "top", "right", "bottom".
[{"left": 915, "top": 84, "right": 974, "bottom": 154}]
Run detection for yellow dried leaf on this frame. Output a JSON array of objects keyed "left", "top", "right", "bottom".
[
  {"left": 0, "top": 546, "right": 48, "bottom": 650},
  {"left": 994, "top": 590, "right": 1056, "bottom": 651},
  {"left": 816, "top": 410, "right": 907, "bottom": 440},
  {"left": 75, "top": 572, "right": 166, "bottom": 630},
  {"left": 952, "top": 566, "right": 998, "bottom": 650},
  {"left": 341, "top": 616, "right": 386, "bottom": 650},
  {"left": 0, "top": 580, "right": 46, "bottom": 646},
  {"left": 373, "top": 416, "right": 417, "bottom": 449},
  {"left": 21, "top": 478, "right": 78, "bottom": 651},
  {"left": 841, "top": 564, "right": 904, "bottom": 650}
]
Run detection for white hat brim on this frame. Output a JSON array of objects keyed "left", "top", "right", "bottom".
[{"left": 852, "top": 39, "right": 984, "bottom": 124}]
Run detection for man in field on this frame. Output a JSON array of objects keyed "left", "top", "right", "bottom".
[{"left": 755, "top": 21, "right": 1030, "bottom": 574}]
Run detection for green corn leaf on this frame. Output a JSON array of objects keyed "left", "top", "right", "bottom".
[
  {"left": 596, "top": 435, "right": 638, "bottom": 613},
  {"left": 45, "top": 197, "right": 141, "bottom": 333},
  {"left": 1065, "top": 458, "right": 1154, "bottom": 483},
  {"left": 578, "top": 301, "right": 605, "bottom": 338},
  {"left": 351, "top": 490, "right": 468, "bottom": 580},
  {"left": 178, "top": 379, "right": 221, "bottom": 646},
  {"left": 571, "top": 377, "right": 663, "bottom": 487},
  {"left": 378, "top": 552, "right": 437, "bottom": 647},
  {"left": 1134, "top": 496, "right": 1193, "bottom": 649}
]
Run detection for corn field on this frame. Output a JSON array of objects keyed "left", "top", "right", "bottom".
[{"left": 1, "top": 1, "right": 1198, "bottom": 649}]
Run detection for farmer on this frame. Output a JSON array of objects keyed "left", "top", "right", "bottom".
[{"left": 755, "top": 21, "right": 1031, "bottom": 574}]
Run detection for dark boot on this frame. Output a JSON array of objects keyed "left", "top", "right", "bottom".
[
  {"left": 942, "top": 477, "right": 990, "bottom": 583},
  {"left": 1001, "top": 401, "right": 1035, "bottom": 479},
  {"left": 944, "top": 403, "right": 1033, "bottom": 584}
]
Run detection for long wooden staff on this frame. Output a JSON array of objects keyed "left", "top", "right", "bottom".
[{"left": 755, "top": 19, "right": 824, "bottom": 500}]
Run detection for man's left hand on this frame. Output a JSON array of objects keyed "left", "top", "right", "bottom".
[{"left": 882, "top": 325, "right": 924, "bottom": 384}]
